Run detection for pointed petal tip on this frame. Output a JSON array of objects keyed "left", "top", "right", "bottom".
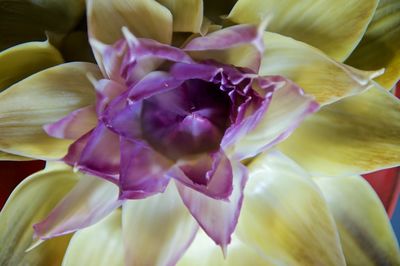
[{"left": 121, "top": 26, "right": 139, "bottom": 47}]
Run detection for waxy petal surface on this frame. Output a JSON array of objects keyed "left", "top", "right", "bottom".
[
  {"left": 228, "top": 0, "right": 378, "bottom": 61},
  {"left": 122, "top": 184, "right": 198, "bottom": 266},
  {"left": 279, "top": 86, "right": 400, "bottom": 176},
  {"left": 0, "top": 62, "right": 101, "bottom": 159},
  {"left": 34, "top": 175, "right": 121, "bottom": 240},
  {"left": 315, "top": 176, "right": 400, "bottom": 265},
  {"left": 237, "top": 151, "right": 345, "bottom": 266}
]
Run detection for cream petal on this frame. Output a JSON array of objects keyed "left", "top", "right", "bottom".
[
  {"left": 157, "top": 0, "right": 203, "bottom": 33},
  {"left": 228, "top": 0, "right": 379, "bottom": 61},
  {"left": 122, "top": 184, "right": 198, "bottom": 266},
  {"left": 62, "top": 210, "right": 124, "bottom": 266},
  {"left": 177, "top": 230, "right": 270, "bottom": 266},
  {"left": 87, "top": 0, "right": 173, "bottom": 45},
  {"left": 0, "top": 151, "right": 31, "bottom": 161},
  {"left": 279, "top": 85, "right": 400, "bottom": 176},
  {"left": 237, "top": 151, "right": 345, "bottom": 266},
  {"left": 260, "top": 32, "right": 383, "bottom": 105},
  {"left": 0, "top": 41, "right": 63, "bottom": 92},
  {"left": 315, "top": 176, "right": 400, "bottom": 265},
  {"left": 346, "top": 0, "right": 400, "bottom": 89},
  {"left": 0, "top": 62, "right": 101, "bottom": 159},
  {"left": 0, "top": 166, "right": 78, "bottom": 265}
]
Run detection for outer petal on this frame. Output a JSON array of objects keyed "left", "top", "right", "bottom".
[
  {"left": 184, "top": 24, "right": 265, "bottom": 72},
  {"left": 237, "top": 151, "right": 345, "bottom": 266},
  {"left": 62, "top": 210, "right": 124, "bottom": 266},
  {"left": 44, "top": 106, "right": 97, "bottom": 140},
  {"left": 260, "top": 32, "right": 383, "bottom": 105},
  {"left": 119, "top": 138, "right": 172, "bottom": 199},
  {"left": 315, "top": 176, "right": 400, "bottom": 265},
  {"left": 228, "top": 0, "right": 379, "bottom": 61},
  {"left": 176, "top": 162, "right": 247, "bottom": 250},
  {"left": 0, "top": 41, "right": 63, "bottom": 92},
  {"left": 225, "top": 76, "right": 318, "bottom": 160},
  {"left": 33, "top": 174, "right": 121, "bottom": 240},
  {"left": 0, "top": 166, "right": 78, "bottom": 266},
  {"left": 346, "top": 0, "right": 400, "bottom": 89},
  {"left": 157, "top": 0, "right": 203, "bottom": 33},
  {"left": 279, "top": 86, "right": 400, "bottom": 176},
  {"left": 87, "top": 0, "right": 173, "bottom": 45},
  {"left": 0, "top": 0, "right": 84, "bottom": 51},
  {"left": 122, "top": 184, "right": 198, "bottom": 266},
  {"left": 0, "top": 62, "right": 101, "bottom": 159},
  {"left": 177, "top": 231, "right": 270, "bottom": 266}
]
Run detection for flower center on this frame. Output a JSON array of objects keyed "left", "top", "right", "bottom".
[{"left": 141, "top": 79, "right": 231, "bottom": 160}]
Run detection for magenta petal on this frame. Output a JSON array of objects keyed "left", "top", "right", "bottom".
[
  {"left": 176, "top": 162, "right": 247, "bottom": 249},
  {"left": 95, "top": 79, "right": 127, "bottom": 115},
  {"left": 171, "top": 150, "right": 233, "bottom": 200},
  {"left": 119, "top": 138, "right": 172, "bottom": 199},
  {"left": 43, "top": 106, "right": 97, "bottom": 140},
  {"left": 77, "top": 123, "right": 120, "bottom": 182},
  {"left": 34, "top": 175, "right": 122, "bottom": 240},
  {"left": 63, "top": 131, "right": 92, "bottom": 166}
]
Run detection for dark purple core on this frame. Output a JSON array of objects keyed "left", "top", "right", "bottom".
[{"left": 141, "top": 79, "right": 231, "bottom": 160}]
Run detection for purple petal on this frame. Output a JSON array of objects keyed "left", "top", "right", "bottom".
[
  {"left": 171, "top": 150, "right": 233, "bottom": 200},
  {"left": 176, "top": 162, "right": 247, "bottom": 250},
  {"left": 95, "top": 79, "right": 127, "bottom": 115},
  {"left": 119, "top": 138, "right": 172, "bottom": 199},
  {"left": 34, "top": 175, "right": 122, "bottom": 240},
  {"left": 63, "top": 131, "right": 92, "bottom": 166},
  {"left": 43, "top": 106, "right": 97, "bottom": 140},
  {"left": 77, "top": 123, "right": 120, "bottom": 182}
]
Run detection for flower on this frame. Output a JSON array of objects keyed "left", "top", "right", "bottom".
[{"left": 0, "top": 0, "right": 400, "bottom": 265}]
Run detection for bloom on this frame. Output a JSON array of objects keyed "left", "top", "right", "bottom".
[{"left": 0, "top": 0, "right": 400, "bottom": 265}]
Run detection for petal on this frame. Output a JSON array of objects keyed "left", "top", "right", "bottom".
[
  {"left": 0, "top": 62, "right": 101, "bottom": 159},
  {"left": 176, "top": 162, "right": 247, "bottom": 250},
  {"left": 0, "top": 0, "right": 84, "bottom": 51},
  {"left": 0, "top": 41, "right": 63, "bottom": 92},
  {"left": 87, "top": 0, "right": 173, "bottom": 45},
  {"left": 62, "top": 210, "right": 124, "bottom": 266},
  {"left": 228, "top": 0, "right": 379, "bottom": 61},
  {"left": 77, "top": 123, "right": 121, "bottom": 182},
  {"left": 260, "top": 32, "right": 383, "bottom": 105},
  {"left": 184, "top": 24, "right": 265, "bottom": 72},
  {"left": 122, "top": 184, "right": 198, "bottom": 266},
  {"left": 43, "top": 106, "right": 97, "bottom": 140},
  {"left": 177, "top": 231, "right": 270, "bottom": 266},
  {"left": 225, "top": 76, "right": 318, "bottom": 160},
  {"left": 0, "top": 166, "right": 78, "bottom": 265},
  {"left": 0, "top": 151, "right": 31, "bottom": 161},
  {"left": 315, "top": 176, "right": 400, "bottom": 265},
  {"left": 94, "top": 79, "right": 127, "bottom": 115},
  {"left": 279, "top": 85, "right": 400, "bottom": 176},
  {"left": 237, "top": 151, "right": 345, "bottom": 265},
  {"left": 119, "top": 138, "right": 172, "bottom": 199},
  {"left": 346, "top": 0, "right": 400, "bottom": 89},
  {"left": 172, "top": 150, "right": 233, "bottom": 200},
  {"left": 33, "top": 174, "right": 121, "bottom": 240},
  {"left": 158, "top": 0, "right": 203, "bottom": 33}
]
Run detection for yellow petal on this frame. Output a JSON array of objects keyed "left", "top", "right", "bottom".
[
  {"left": 0, "top": 62, "right": 101, "bottom": 159},
  {"left": 157, "top": 0, "right": 203, "bottom": 33},
  {"left": 237, "top": 151, "right": 345, "bottom": 266},
  {"left": 87, "top": 0, "right": 173, "bottom": 45},
  {"left": 279, "top": 85, "right": 400, "bottom": 176},
  {"left": 346, "top": 0, "right": 400, "bottom": 89},
  {"left": 228, "top": 0, "right": 379, "bottom": 61},
  {"left": 315, "top": 176, "right": 400, "bottom": 265},
  {"left": 0, "top": 0, "right": 84, "bottom": 51},
  {"left": 260, "top": 32, "right": 382, "bottom": 105},
  {"left": 0, "top": 166, "right": 79, "bottom": 266},
  {"left": 178, "top": 230, "right": 270, "bottom": 266},
  {"left": 122, "top": 184, "right": 198, "bottom": 266},
  {"left": 62, "top": 210, "right": 124, "bottom": 266},
  {"left": 0, "top": 41, "right": 63, "bottom": 92},
  {"left": 0, "top": 151, "right": 31, "bottom": 161}
]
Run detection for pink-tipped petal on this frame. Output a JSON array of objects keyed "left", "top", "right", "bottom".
[
  {"left": 33, "top": 175, "right": 122, "bottom": 240},
  {"left": 119, "top": 138, "right": 172, "bottom": 199},
  {"left": 176, "top": 162, "right": 247, "bottom": 249},
  {"left": 43, "top": 106, "right": 97, "bottom": 140}
]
